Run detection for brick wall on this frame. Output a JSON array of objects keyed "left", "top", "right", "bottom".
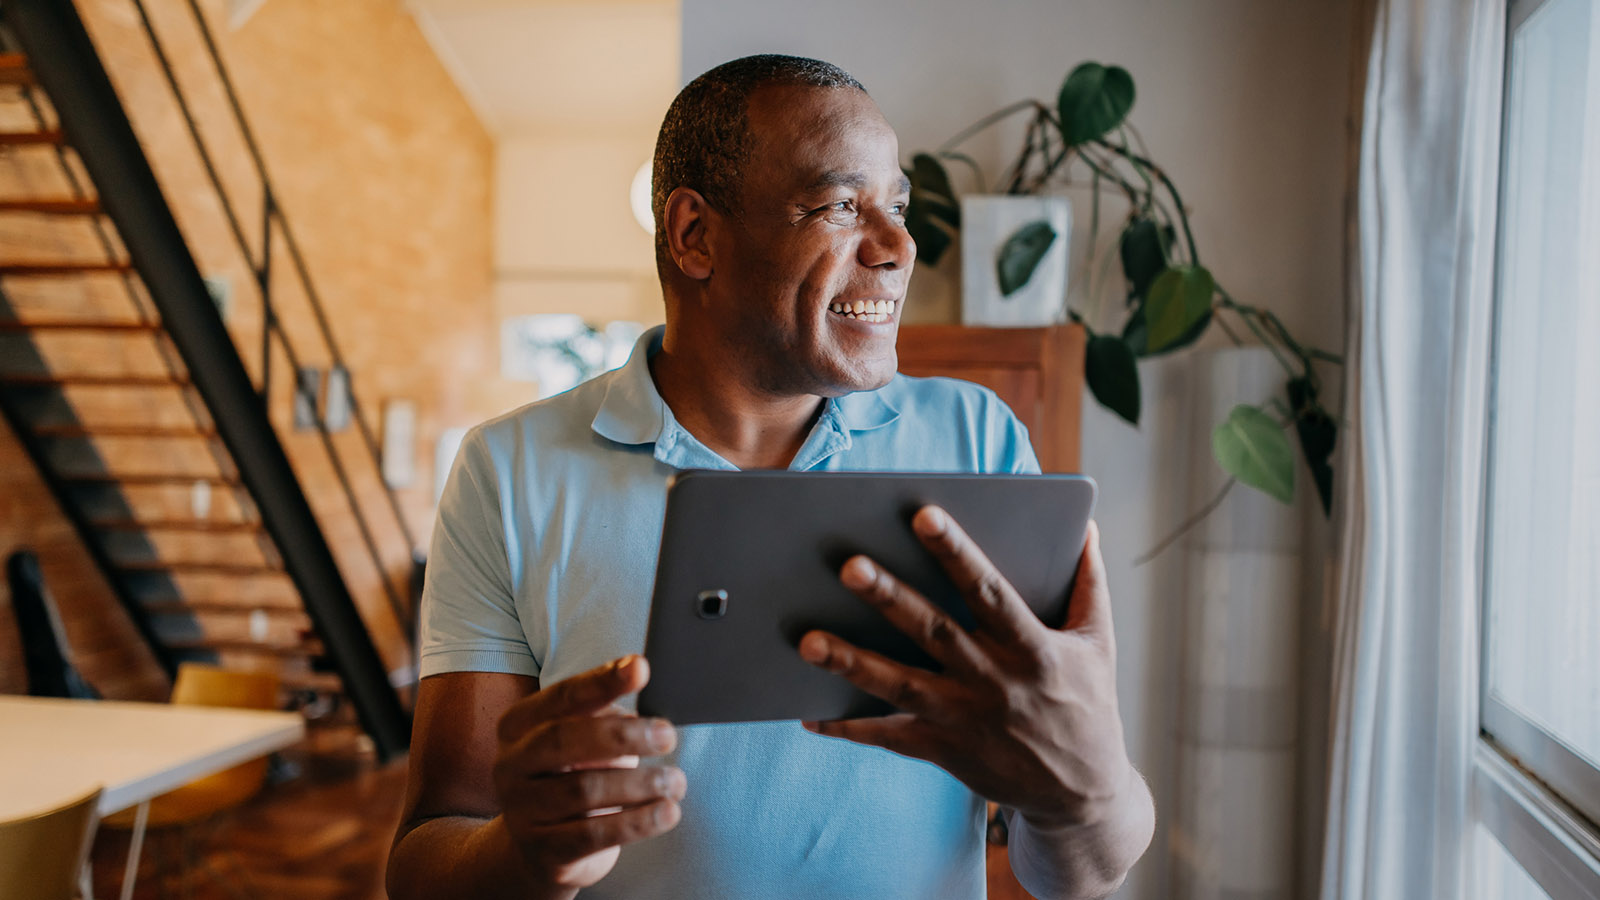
[{"left": 0, "top": 0, "right": 520, "bottom": 692}]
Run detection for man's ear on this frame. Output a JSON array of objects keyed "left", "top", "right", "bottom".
[{"left": 663, "top": 187, "right": 715, "bottom": 280}]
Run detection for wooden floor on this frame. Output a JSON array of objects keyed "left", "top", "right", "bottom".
[{"left": 89, "top": 728, "right": 406, "bottom": 900}]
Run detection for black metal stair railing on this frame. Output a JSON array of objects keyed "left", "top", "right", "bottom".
[
  {"left": 118, "top": 0, "right": 420, "bottom": 632},
  {"left": 3, "top": 0, "right": 412, "bottom": 759}
]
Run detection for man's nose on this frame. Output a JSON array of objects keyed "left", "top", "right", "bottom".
[{"left": 859, "top": 207, "right": 916, "bottom": 270}]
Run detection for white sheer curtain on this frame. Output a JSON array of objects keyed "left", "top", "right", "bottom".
[{"left": 1318, "top": 0, "right": 1504, "bottom": 897}]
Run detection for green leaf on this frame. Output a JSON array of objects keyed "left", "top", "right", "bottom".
[
  {"left": 1211, "top": 405, "right": 1295, "bottom": 504},
  {"left": 1119, "top": 217, "right": 1173, "bottom": 304},
  {"left": 1288, "top": 377, "right": 1337, "bottom": 516},
  {"left": 911, "top": 153, "right": 959, "bottom": 227},
  {"left": 1057, "top": 62, "right": 1136, "bottom": 146},
  {"left": 1121, "top": 305, "right": 1149, "bottom": 354},
  {"left": 906, "top": 211, "right": 953, "bottom": 266},
  {"left": 996, "top": 220, "right": 1057, "bottom": 297},
  {"left": 911, "top": 187, "right": 960, "bottom": 227},
  {"left": 1084, "top": 334, "right": 1141, "bottom": 425},
  {"left": 906, "top": 154, "right": 959, "bottom": 266},
  {"left": 1144, "top": 265, "right": 1215, "bottom": 352},
  {"left": 1123, "top": 302, "right": 1211, "bottom": 358}
]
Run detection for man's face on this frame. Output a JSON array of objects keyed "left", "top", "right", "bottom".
[{"left": 702, "top": 85, "right": 916, "bottom": 397}]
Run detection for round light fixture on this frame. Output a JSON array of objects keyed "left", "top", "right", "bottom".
[{"left": 630, "top": 161, "right": 653, "bottom": 235}]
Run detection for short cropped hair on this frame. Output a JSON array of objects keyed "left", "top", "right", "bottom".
[{"left": 651, "top": 54, "right": 866, "bottom": 268}]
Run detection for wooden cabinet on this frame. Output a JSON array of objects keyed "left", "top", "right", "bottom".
[
  {"left": 897, "top": 324, "right": 1086, "bottom": 473},
  {"left": 896, "top": 324, "right": 1086, "bottom": 900}
]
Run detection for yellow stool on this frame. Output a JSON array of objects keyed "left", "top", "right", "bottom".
[
  {"left": 104, "top": 664, "right": 281, "bottom": 896},
  {"left": 0, "top": 786, "right": 102, "bottom": 900}
]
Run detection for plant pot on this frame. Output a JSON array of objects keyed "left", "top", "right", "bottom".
[{"left": 959, "top": 194, "right": 1071, "bottom": 327}]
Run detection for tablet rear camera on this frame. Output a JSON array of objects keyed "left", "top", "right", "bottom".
[{"left": 696, "top": 589, "right": 729, "bottom": 620}]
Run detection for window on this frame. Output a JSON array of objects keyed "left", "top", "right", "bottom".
[
  {"left": 1479, "top": 0, "right": 1600, "bottom": 895},
  {"left": 1474, "top": 823, "right": 1554, "bottom": 900}
]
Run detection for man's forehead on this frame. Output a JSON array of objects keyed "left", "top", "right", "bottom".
[
  {"left": 800, "top": 168, "right": 912, "bottom": 195},
  {"left": 744, "top": 85, "right": 901, "bottom": 185}
]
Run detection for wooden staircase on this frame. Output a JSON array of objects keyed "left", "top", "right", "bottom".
[
  {"left": 0, "top": 0, "right": 412, "bottom": 756},
  {"left": 0, "top": 100, "right": 335, "bottom": 702}
]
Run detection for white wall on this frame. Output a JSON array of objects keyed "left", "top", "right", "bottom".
[
  {"left": 413, "top": 0, "right": 679, "bottom": 338},
  {"left": 685, "top": 4, "right": 1356, "bottom": 897},
  {"left": 494, "top": 133, "right": 663, "bottom": 325},
  {"left": 682, "top": 0, "right": 1352, "bottom": 346}
]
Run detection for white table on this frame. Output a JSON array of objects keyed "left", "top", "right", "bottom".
[{"left": 0, "top": 695, "right": 305, "bottom": 899}]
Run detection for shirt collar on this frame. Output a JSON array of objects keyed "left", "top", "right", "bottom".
[
  {"left": 589, "top": 326, "right": 669, "bottom": 447},
  {"left": 590, "top": 325, "right": 903, "bottom": 454}
]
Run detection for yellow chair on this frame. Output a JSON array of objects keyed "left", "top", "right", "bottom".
[
  {"left": 0, "top": 786, "right": 102, "bottom": 900},
  {"left": 104, "top": 664, "right": 282, "bottom": 894}
]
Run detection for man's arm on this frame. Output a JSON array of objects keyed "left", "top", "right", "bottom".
[
  {"left": 799, "top": 514, "right": 1154, "bottom": 899},
  {"left": 387, "top": 659, "right": 685, "bottom": 900},
  {"left": 388, "top": 671, "right": 548, "bottom": 900},
  {"left": 1004, "top": 766, "right": 1155, "bottom": 898}
]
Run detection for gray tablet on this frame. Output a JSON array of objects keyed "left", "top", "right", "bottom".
[{"left": 636, "top": 470, "right": 1097, "bottom": 725}]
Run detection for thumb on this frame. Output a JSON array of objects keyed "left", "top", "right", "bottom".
[{"left": 1063, "top": 520, "right": 1114, "bottom": 636}]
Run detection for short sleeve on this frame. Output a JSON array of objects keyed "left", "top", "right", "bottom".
[
  {"left": 987, "top": 395, "right": 1042, "bottom": 475},
  {"left": 417, "top": 427, "right": 541, "bottom": 679}
]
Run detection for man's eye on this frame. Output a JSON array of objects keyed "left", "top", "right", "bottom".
[{"left": 819, "top": 200, "right": 858, "bottom": 221}]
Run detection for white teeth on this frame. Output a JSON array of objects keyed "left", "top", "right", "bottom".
[{"left": 828, "top": 299, "right": 895, "bottom": 321}]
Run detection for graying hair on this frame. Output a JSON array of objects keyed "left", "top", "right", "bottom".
[{"left": 651, "top": 54, "right": 866, "bottom": 268}]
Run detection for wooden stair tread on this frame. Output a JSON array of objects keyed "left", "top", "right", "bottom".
[
  {"left": 93, "top": 517, "right": 258, "bottom": 533},
  {"left": 0, "top": 319, "right": 158, "bottom": 332},
  {"left": 61, "top": 472, "right": 238, "bottom": 486},
  {"left": 280, "top": 671, "right": 345, "bottom": 694},
  {"left": 0, "top": 53, "right": 34, "bottom": 86},
  {"left": 116, "top": 559, "right": 281, "bottom": 576},
  {"left": 34, "top": 424, "right": 217, "bottom": 439},
  {"left": 0, "top": 372, "right": 188, "bottom": 387},
  {"left": 0, "top": 262, "right": 132, "bottom": 276},
  {"left": 142, "top": 600, "right": 306, "bottom": 617},
  {"left": 0, "top": 129, "right": 64, "bottom": 145},
  {"left": 0, "top": 199, "right": 100, "bottom": 214},
  {"left": 166, "top": 637, "right": 324, "bottom": 656}
]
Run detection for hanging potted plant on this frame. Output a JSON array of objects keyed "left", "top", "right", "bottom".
[{"left": 907, "top": 63, "right": 1343, "bottom": 523}]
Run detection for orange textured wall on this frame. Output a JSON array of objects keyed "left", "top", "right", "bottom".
[
  {"left": 0, "top": 0, "right": 519, "bottom": 687},
  {"left": 0, "top": 424, "right": 171, "bottom": 700}
]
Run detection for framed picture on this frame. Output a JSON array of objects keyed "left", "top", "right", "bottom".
[
  {"left": 324, "top": 365, "right": 351, "bottom": 432},
  {"left": 381, "top": 399, "right": 416, "bottom": 489},
  {"left": 293, "top": 367, "right": 320, "bottom": 431}
]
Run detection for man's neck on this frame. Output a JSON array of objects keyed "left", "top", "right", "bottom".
[{"left": 649, "top": 337, "right": 824, "bottom": 471}]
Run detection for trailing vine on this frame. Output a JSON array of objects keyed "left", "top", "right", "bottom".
[{"left": 906, "top": 63, "right": 1342, "bottom": 526}]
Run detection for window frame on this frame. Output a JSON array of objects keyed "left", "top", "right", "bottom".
[{"left": 1476, "top": 0, "right": 1600, "bottom": 894}]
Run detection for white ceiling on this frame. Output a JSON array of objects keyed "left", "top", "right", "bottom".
[{"left": 406, "top": 0, "right": 681, "bottom": 137}]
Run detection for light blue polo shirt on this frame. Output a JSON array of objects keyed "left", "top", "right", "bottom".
[{"left": 421, "top": 325, "right": 1040, "bottom": 899}]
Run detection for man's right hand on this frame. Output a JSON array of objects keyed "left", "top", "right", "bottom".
[{"left": 492, "top": 655, "right": 686, "bottom": 890}]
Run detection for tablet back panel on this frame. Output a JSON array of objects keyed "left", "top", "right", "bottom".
[{"left": 637, "top": 471, "right": 1096, "bottom": 725}]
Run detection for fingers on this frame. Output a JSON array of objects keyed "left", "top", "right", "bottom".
[
  {"left": 799, "top": 631, "right": 953, "bottom": 722},
  {"left": 913, "top": 506, "right": 1045, "bottom": 650},
  {"left": 502, "top": 765, "right": 687, "bottom": 826},
  {"left": 524, "top": 797, "right": 683, "bottom": 861},
  {"left": 499, "top": 655, "right": 650, "bottom": 743},
  {"left": 803, "top": 712, "right": 943, "bottom": 763},
  {"left": 1063, "top": 520, "right": 1115, "bottom": 637},
  {"left": 499, "top": 715, "right": 677, "bottom": 779},
  {"left": 838, "top": 555, "right": 983, "bottom": 671}
]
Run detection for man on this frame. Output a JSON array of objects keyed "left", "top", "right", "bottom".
[{"left": 388, "top": 55, "right": 1153, "bottom": 900}]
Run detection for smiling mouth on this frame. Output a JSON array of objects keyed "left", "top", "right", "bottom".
[{"left": 828, "top": 298, "right": 897, "bottom": 324}]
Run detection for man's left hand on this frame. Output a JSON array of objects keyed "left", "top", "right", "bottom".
[{"left": 799, "top": 507, "right": 1133, "bottom": 830}]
